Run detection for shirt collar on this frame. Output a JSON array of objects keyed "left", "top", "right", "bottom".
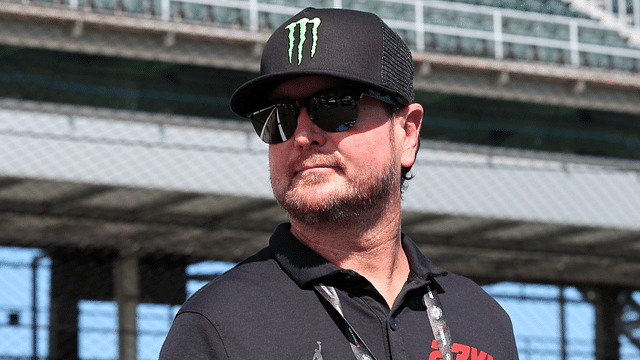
[{"left": 269, "top": 223, "right": 447, "bottom": 289}]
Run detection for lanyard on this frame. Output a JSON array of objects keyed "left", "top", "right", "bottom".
[
  {"left": 424, "top": 284, "right": 453, "bottom": 360},
  {"left": 314, "top": 279, "right": 453, "bottom": 360},
  {"left": 315, "top": 284, "right": 376, "bottom": 360}
]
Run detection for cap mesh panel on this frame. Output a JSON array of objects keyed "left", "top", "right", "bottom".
[{"left": 380, "top": 21, "right": 415, "bottom": 104}]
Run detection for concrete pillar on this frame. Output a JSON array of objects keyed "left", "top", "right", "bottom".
[{"left": 114, "top": 250, "right": 140, "bottom": 360}]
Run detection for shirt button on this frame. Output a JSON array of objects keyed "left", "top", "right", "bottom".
[{"left": 389, "top": 317, "right": 397, "bottom": 331}]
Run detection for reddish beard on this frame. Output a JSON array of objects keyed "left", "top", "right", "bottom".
[{"left": 271, "top": 154, "right": 399, "bottom": 225}]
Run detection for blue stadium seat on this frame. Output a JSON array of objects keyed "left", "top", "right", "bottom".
[
  {"left": 378, "top": 1, "right": 414, "bottom": 21},
  {"left": 579, "top": 27, "right": 605, "bottom": 45},
  {"left": 119, "top": 0, "right": 144, "bottom": 13},
  {"left": 553, "top": 24, "right": 571, "bottom": 42},
  {"left": 81, "top": 0, "right": 113, "bottom": 10},
  {"left": 259, "top": 12, "right": 290, "bottom": 30},
  {"left": 425, "top": 33, "right": 458, "bottom": 54},
  {"left": 453, "top": 11, "right": 488, "bottom": 31},
  {"left": 603, "top": 30, "right": 631, "bottom": 48},
  {"left": 424, "top": 7, "right": 457, "bottom": 27}
]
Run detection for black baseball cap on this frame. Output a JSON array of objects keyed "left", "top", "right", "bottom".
[{"left": 229, "top": 7, "right": 415, "bottom": 118}]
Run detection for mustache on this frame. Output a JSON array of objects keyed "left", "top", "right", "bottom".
[{"left": 288, "top": 153, "right": 346, "bottom": 176}]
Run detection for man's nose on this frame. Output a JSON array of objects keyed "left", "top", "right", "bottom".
[{"left": 292, "top": 107, "right": 327, "bottom": 149}]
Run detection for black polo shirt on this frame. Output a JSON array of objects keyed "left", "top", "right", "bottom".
[{"left": 160, "top": 223, "right": 519, "bottom": 359}]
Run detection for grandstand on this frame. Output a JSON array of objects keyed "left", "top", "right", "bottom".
[{"left": 0, "top": 0, "right": 640, "bottom": 359}]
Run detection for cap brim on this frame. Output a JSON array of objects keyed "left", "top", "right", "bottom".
[{"left": 229, "top": 69, "right": 396, "bottom": 119}]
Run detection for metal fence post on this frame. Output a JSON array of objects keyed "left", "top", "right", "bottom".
[
  {"left": 415, "top": 0, "right": 425, "bottom": 53},
  {"left": 161, "top": 0, "right": 170, "bottom": 21},
  {"left": 249, "top": 0, "right": 258, "bottom": 32},
  {"left": 570, "top": 20, "right": 580, "bottom": 67},
  {"left": 493, "top": 10, "right": 503, "bottom": 60}
]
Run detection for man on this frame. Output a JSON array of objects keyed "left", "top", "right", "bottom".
[{"left": 160, "top": 7, "right": 519, "bottom": 360}]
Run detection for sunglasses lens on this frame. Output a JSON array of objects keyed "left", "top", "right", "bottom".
[
  {"left": 311, "top": 94, "right": 359, "bottom": 132},
  {"left": 250, "top": 104, "right": 298, "bottom": 144},
  {"left": 249, "top": 91, "right": 368, "bottom": 143}
]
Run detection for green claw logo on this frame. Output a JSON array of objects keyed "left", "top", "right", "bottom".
[{"left": 285, "top": 17, "right": 321, "bottom": 66}]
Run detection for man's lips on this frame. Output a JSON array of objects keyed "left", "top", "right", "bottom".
[
  {"left": 297, "top": 164, "right": 338, "bottom": 172},
  {"left": 293, "top": 164, "right": 341, "bottom": 179},
  {"left": 290, "top": 156, "right": 345, "bottom": 178}
]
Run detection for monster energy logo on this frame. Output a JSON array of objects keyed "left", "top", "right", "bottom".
[{"left": 285, "top": 17, "right": 321, "bottom": 65}]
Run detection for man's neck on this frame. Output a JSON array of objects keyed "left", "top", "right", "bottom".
[{"left": 290, "top": 211, "right": 410, "bottom": 308}]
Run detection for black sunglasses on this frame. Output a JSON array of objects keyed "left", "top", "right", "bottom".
[{"left": 248, "top": 89, "right": 400, "bottom": 144}]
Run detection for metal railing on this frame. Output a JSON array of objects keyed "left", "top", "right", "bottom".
[
  {"left": 29, "top": 0, "right": 640, "bottom": 72},
  {"left": 566, "top": 0, "right": 640, "bottom": 46}
]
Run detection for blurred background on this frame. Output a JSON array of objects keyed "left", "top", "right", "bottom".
[{"left": 0, "top": 0, "right": 640, "bottom": 359}]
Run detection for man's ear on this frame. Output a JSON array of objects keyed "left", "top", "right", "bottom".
[{"left": 400, "top": 103, "right": 423, "bottom": 168}]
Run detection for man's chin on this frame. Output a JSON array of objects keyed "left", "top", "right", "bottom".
[
  {"left": 273, "top": 162, "right": 397, "bottom": 225},
  {"left": 277, "top": 188, "right": 372, "bottom": 225},
  {"left": 282, "top": 202, "right": 355, "bottom": 225}
]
